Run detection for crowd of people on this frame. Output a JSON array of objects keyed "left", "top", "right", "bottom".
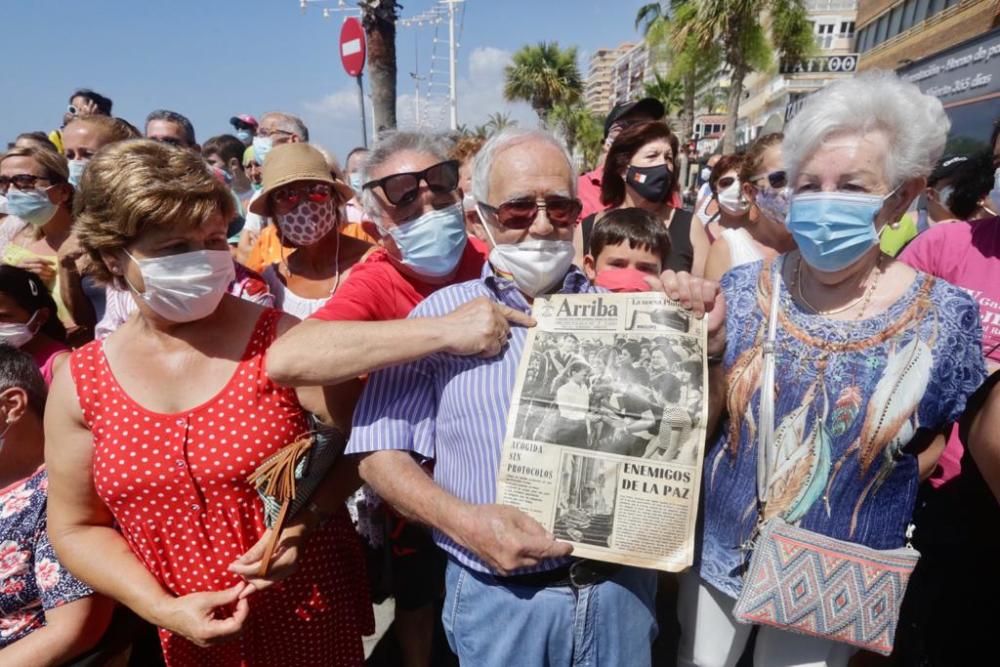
[{"left": 0, "top": 70, "right": 997, "bottom": 667}]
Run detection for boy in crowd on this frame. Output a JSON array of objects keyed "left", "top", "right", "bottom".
[{"left": 582, "top": 207, "right": 672, "bottom": 292}]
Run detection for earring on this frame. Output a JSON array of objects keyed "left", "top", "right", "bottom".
[{"left": 890, "top": 221, "right": 901, "bottom": 230}]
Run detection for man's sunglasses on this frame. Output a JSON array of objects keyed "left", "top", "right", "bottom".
[
  {"left": 0, "top": 174, "right": 52, "bottom": 193},
  {"left": 752, "top": 170, "right": 788, "bottom": 189},
  {"left": 271, "top": 182, "right": 334, "bottom": 214},
  {"left": 363, "top": 160, "right": 459, "bottom": 207},
  {"left": 151, "top": 136, "right": 185, "bottom": 147},
  {"left": 478, "top": 195, "right": 582, "bottom": 229}
]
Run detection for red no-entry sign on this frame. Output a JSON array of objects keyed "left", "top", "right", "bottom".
[{"left": 339, "top": 17, "right": 366, "bottom": 77}]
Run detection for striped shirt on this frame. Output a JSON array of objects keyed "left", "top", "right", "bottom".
[{"left": 348, "top": 263, "right": 597, "bottom": 574}]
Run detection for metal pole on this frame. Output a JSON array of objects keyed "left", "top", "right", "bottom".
[
  {"left": 447, "top": 0, "right": 457, "bottom": 130},
  {"left": 357, "top": 74, "right": 368, "bottom": 148}
]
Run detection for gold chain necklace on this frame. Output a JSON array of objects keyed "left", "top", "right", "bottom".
[{"left": 793, "top": 254, "right": 883, "bottom": 319}]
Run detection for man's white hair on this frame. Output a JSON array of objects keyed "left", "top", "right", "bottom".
[
  {"left": 261, "top": 111, "right": 310, "bottom": 142},
  {"left": 783, "top": 70, "right": 950, "bottom": 187},
  {"left": 471, "top": 128, "right": 576, "bottom": 204},
  {"left": 359, "top": 131, "right": 454, "bottom": 219}
]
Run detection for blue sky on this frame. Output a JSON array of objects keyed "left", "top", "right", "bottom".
[{"left": 2, "top": 0, "right": 649, "bottom": 161}]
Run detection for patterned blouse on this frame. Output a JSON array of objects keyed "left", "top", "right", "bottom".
[
  {"left": 698, "top": 258, "right": 986, "bottom": 598},
  {"left": 0, "top": 468, "right": 92, "bottom": 647}
]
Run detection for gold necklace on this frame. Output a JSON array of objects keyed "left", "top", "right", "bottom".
[{"left": 793, "top": 254, "right": 883, "bottom": 318}]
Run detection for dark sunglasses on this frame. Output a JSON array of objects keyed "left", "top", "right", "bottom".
[
  {"left": 752, "top": 170, "right": 788, "bottom": 189},
  {"left": 151, "top": 136, "right": 185, "bottom": 147},
  {"left": 0, "top": 174, "right": 52, "bottom": 193},
  {"left": 271, "top": 182, "right": 334, "bottom": 214},
  {"left": 363, "top": 160, "right": 459, "bottom": 207},
  {"left": 479, "top": 195, "right": 582, "bottom": 229},
  {"left": 716, "top": 175, "right": 737, "bottom": 190}
]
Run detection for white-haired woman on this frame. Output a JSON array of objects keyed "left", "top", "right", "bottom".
[{"left": 677, "top": 71, "right": 986, "bottom": 666}]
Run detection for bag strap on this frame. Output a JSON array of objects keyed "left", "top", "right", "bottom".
[{"left": 756, "top": 259, "right": 784, "bottom": 509}]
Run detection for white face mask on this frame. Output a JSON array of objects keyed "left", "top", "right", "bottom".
[
  {"left": 124, "top": 249, "right": 235, "bottom": 323},
  {"left": 477, "top": 204, "right": 576, "bottom": 297},
  {"left": 717, "top": 178, "right": 750, "bottom": 215},
  {"left": 0, "top": 312, "right": 40, "bottom": 348}
]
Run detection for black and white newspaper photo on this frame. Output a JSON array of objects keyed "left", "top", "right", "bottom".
[{"left": 496, "top": 293, "right": 708, "bottom": 571}]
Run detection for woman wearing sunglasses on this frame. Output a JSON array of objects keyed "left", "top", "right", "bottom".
[
  {"left": 578, "top": 121, "right": 710, "bottom": 277},
  {"left": 704, "top": 134, "right": 796, "bottom": 282},
  {"left": 702, "top": 154, "right": 750, "bottom": 243},
  {"left": 0, "top": 146, "right": 92, "bottom": 342},
  {"left": 45, "top": 139, "right": 372, "bottom": 666},
  {"left": 248, "top": 143, "right": 372, "bottom": 319}
]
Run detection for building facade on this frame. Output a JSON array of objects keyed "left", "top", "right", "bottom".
[
  {"left": 584, "top": 43, "right": 635, "bottom": 117},
  {"left": 612, "top": 42, "right": 655, "bottom": 106},
  {"left": 736, "top": 0, "right": 860, "bottom": 146},
  {"left": 856, "top": 0, "right": 1000, "bottom": 72}
]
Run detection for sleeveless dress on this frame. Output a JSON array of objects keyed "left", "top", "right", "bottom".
[{"left": 70, "top": 309, "right": 372, "bottom": 666}]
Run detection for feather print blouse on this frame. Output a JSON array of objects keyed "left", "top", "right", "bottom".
[{"left": 697, "top": 258, "right": 986, "bottom": 599}]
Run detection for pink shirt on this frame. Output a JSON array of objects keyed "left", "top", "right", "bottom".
[{"left": 899, "top": 217, "right": 1000, "bottom": 487}]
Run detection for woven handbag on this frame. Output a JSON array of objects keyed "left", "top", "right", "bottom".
[
  {"left": 246, "top": 420, "right": 346, "bottom": 576},
  {"left": 733, "top": 261, "right": 919, "bottom": 655}
]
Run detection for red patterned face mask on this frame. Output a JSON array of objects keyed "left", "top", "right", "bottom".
[{"left": 276, "top": 199, "right": 338, "bottom": 247}]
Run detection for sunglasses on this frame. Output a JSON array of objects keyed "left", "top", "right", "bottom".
[
  {"left": 363, "top": 160, "right": 459, "bottom": 207},
  {"left": 752, "top": 170, "right": 788, "bottom": 189},
  {"left": 271, "top": 182, "right": 334, "bottom": 214},
  {"left": 478, "top": 195, "right": 582, "bottom": 229},
  {"left": 0, "top": 174, "right": 52, "bottom": 193},
  {"left": 151, "top": 136, "right": 185, "bottom": 147},
  {"left": 716, "top": 175, "right": 737, "bottom": 190}
]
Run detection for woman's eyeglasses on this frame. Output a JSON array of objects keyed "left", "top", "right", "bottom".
[
  {"left": 478, "top": 196, "right": 582, "bottom": 229},
  {"left": 363, "top": 160, "right": 459, "bottom": 207},
  {"left": 270, "top": 182, "right": 334, "bottom": 214},
  {"left": 716, "top": 176, "right": 737, "bottom": 190},
  {"left": 0, "top": 174, "right": 51, "bottom": 193}
]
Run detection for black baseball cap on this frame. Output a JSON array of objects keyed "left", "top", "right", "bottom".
[{"left": 604, "top": 98, "right": 665, "bottom": 138}]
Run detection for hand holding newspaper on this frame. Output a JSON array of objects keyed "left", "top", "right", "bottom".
[{"left": 496, "top": 292, "right": 708, "bottom": 572}]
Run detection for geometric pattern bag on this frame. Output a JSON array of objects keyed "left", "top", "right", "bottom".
[{"left": 732, "top": 263, "right": 919, "bottom": 656}]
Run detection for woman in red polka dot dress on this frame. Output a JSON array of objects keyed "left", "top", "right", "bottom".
[{"left": 43, "top": 140, "right": 373, "bottom": 666}]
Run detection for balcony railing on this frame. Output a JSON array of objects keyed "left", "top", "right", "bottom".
[{"left": 803, "top": 0, "right": 857, "bottom": 11}]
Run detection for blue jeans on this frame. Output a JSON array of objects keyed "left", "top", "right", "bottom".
[{"left": 442, "top": 558, "right": 658, "bottom": 666}]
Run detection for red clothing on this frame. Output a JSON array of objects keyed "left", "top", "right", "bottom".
[
  {"left": 310, "top": 237, "right": 488, "bottom": 322},
  {"left": 70, "top": 310, "right": 372, "bottom": 666}
]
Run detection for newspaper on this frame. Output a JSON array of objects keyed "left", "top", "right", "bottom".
[{"left": 496, "top": 292, "right": 707, "bottom": 572}]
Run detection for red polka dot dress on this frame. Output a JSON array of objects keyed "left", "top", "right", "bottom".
[{"left": 70, "top": 309, "right": 373, "bottom": 666}]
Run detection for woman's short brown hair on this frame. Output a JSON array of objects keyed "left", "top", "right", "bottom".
[
  {"left": 0, "top": 146, "right": 69, "bottom": 185},
  {"left": 65, "top": 115, "right": 141, "bottom": 145},
  {"left": 74, "top": 139, "right": 235, "bottom": 285},
  {"left": 600, "top": 121, "right": 680, "bottom": 208},
  {"left": 738, "top": 132, "right": 783, "bottom": 186}
]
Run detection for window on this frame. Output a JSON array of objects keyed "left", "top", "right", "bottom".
[
  {"left": 888, "top": 6, "right": 904, "bottom": 39},
  {"left": 913, "top": 0, "right": 931, "bottom": 25},
  {"left": 838, "top": 21, "right": 855, "bottom": 38},
  {"left": 902, "top": 0, "right": 918, "bottom": 30},
  {"left": 928, "top": 0, "right": 946, "bottom": 18},
  {"left": 816, "top": 23, "right": 836, "bottom": 49},
  {"left": 875, "top": 14, "right": 890, "bottom": 43},
  {"left": 856, "top": 26, "right": 868, "bottom": 52}
]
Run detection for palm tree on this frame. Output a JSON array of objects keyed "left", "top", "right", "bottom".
[
  {"left": 360, "top": 0, "right": 399, "bottom": 134},
  {"left": 642, "top": 1, "right": 721, "bottom": 149},
  {"left": 673, "top": 0, "right": 814, "bottom": 151},
  {"left": 634, "top": 2, "right": 666, "bottom": 34},
  {"left": 503, "top": 42, "right": 583, "bottom": 125},
  {"left": 548, "top": 103, "right": 603, "bottom": 170},
  {"left": 644, "top": 73, "right": 685, "bottom": 118},
  {"left": 485, "top": 112, "right": 516, "bottom": 135}
]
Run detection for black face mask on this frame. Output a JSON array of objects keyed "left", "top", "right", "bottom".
[{"left": 626, "top": 163, "right": 673, "bottom": 203}]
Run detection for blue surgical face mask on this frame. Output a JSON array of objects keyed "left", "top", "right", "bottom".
[
  {"left": 5, "top": 188, "right": 58, "bottom": 228},
  {"left": 380, "top": 202, "right": 467, "bottom": 278},
  {"left": 252, "top": 135, "right": 273, "bottom": 166},
  {"left": 787, "top": 190, "right": 897, "bottom": 273},
  {"left": 236, "top": 129, "right": 253, "bottom": 145},
  {"left": 68, "top": 159, "right": 87, "bottom": 189},
  {"left": 349, "top": 172, "right": 363, "bottom": 195}
]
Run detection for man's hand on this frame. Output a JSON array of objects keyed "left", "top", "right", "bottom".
[
  {"left": 437, "top": 297, "right": 536, "bottom": 358},
  {"left": 452, "top": 503, "right": 573, "bottom": 575},
  {"left": 152, "top": 584, "right": 251, "bottom": 648},
  {"left": 647, "top": 271, "right": 727, "bottom": 357}
]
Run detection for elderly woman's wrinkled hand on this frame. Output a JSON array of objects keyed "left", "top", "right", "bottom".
[{"left": 647, "top": 270, "right": 727, "bottom": 358}]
